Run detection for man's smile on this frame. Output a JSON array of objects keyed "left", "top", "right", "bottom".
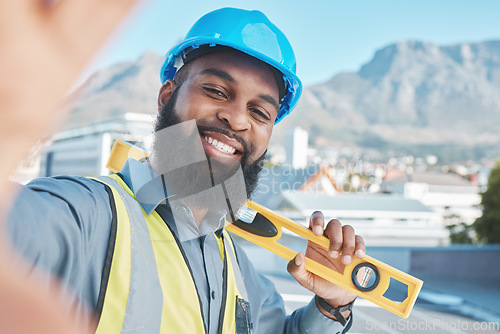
[
  {"left": 203, "top": 135, "right": 236, "bottom": 154},
  {"left": 199, "top": 130, "right": 245, "bottom": 159}
]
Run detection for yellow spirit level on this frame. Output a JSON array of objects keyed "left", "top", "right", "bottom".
[{"left": 225, "top": 201, "right": 423, "bottom": 318}]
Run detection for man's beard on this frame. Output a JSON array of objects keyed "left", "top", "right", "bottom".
[{"left": 154, "top": 88, "right": 265, "bottom": 199}]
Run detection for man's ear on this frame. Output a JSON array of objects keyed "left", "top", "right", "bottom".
[{"left": 157, "top": 79, "right": 177, "bottom": 113}]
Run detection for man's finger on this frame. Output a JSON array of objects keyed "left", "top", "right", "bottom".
[
  {"left": 48, "top": 0, "right": 137, "bottom": 64},
  {"left": 309, "top": 211, "right": 324, "bottom": 236},
  {"left": 50, "top": 0, "right": 136, "bottom": 27},
  {"left": 287, "top": 253, "right": 314, "bottom": 291},
  {"left": 354, "top": 235, "right": 366, "bottom": 259},
  {"left": 340, "top": 225, "right": 356, "bottom": 265},
  {"left": 323, "top": 219, "right": 342, "bottom": 258}
]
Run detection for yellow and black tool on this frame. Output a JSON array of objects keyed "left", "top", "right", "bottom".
[
  {"left": 106, "top": 139, "right": 423, "bottom": 318},
  {"left": 226, "top": 202, "right": 423, "bottom": 319},
  {"left": 106, "top": 139, "right": 148, "bottom": 172}
]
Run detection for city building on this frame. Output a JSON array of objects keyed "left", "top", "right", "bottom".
[
  {"left": 381, "top": 171, "right": 482, "bottom": 224},
  {"left": 252, "top": 165, "right": 340, "bottom": 209},
  {"left": 274, "top": 191, "right": 447, "bottom": 247},
  {"left": 252, "top": 165, "right": 447, "bottom": 246},
  {"left": 39, "top": 113, "right": 154, "bottom": 177},
  {"left": 284, "top": 126, "right": 309, "bottom": 169}
]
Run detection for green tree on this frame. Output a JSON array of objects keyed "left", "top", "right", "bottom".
[
  {"left": 443, "top": 207, "right": 474, "bottom": 244},
  {"left": 474, "top": 159, "right": 500, "bottom": 243},
  {"left": 446, "top": 222, "right": 474, "bottom": 244}
]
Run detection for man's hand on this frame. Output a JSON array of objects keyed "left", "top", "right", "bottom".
[
  {"left": 0, "top": 0, "right": 136, "bottom": 332},
  {"left": 287, "top": 211, "right": 365, "bottom": 320},
  {"left": 0, "top": 0, "right": 137, "bottom": 210}
]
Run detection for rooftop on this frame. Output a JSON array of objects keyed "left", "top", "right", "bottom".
[
  {"left": 279, "top": 191, "right": 434, "bottom": 213},
  {"left": 385, "top": 172, "right": 474, "bottom": 187}
]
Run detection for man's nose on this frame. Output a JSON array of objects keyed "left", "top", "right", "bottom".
[{"left": 216, "top": 102, "right": 251, "bottom": 132}]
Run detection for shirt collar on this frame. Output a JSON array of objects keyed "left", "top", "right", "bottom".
[
  {"left": 119, "top": 159, "right": 228, "bottom": 233},
  {"left": 119, "top": 158, "right": 171, "bottom": 215},
  {"left": 120, "top": 159, "right": 226, "bottom": 240}
]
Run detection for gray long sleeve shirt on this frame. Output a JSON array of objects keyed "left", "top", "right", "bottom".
[{"left": 7, "top": 159, "right": 351, "bottom": 333}]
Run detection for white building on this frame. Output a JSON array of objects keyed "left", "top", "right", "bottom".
[
  {"left": 275, "top": 191, "right": 447, "bottom": 247},
  {"left": 39, "top": 113, "right": 154, "bottom": 178},
  {"left": 381, "top": 172, "right": 481, "bottom": 224},
  {"left": 284, "top": 127, "right": 308, "bottom": 169}
]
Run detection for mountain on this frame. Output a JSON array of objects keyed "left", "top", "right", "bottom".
[
  {"left": 64, "top": 41, "right": 500, "bottom": 158},
  {"left": 276, "top": 40, "right": 500, "bottom": 152},
  {"left": 64, "top": 51, "right": 163, "bottom": 127}
]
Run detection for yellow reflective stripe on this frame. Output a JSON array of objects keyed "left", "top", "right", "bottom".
[
  {"left": 221, "top": 231, "right": 239, "bottom": 334},
  {"left": 215, "top": 233, "right": 225, "bottom": 261},
  {"left": 91, "top": 178, "right": 131, "bottom": 334},
  {"left": 108, "top": 174, "right": 137, "bottom": 201},
  {"left": 146, "top": 210, "right": 206, "bottom": 334}
]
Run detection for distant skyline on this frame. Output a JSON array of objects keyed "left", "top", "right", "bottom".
[{"left": 83, "top": 0, "right": 500, "bottom": 86}]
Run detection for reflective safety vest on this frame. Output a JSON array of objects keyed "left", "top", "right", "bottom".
[{"left": 91, "top": 174, "right": 250, "bottom": 333}]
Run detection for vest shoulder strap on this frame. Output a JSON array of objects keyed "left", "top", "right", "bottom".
[{"left": 89, "top": 176, "right": 132, "bottom": 334}]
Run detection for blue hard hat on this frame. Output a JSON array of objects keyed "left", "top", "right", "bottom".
[{"left": 159, "top": 7, "right": 302, "bottom": 124}]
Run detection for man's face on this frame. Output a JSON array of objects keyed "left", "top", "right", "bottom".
[{"left": 157, "top": 49, "right": 280, "bottom": 167}]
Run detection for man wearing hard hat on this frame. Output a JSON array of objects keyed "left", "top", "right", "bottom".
[{"left": 7, "top": 8, "right": 365, "bottom": 333}]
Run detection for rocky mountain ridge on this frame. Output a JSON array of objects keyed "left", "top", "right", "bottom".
[{"left": 280, "top": 40, "right": 500, "bottom": 150}]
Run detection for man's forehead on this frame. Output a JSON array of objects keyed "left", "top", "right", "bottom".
[
  {"left": 187, "top": 50, "right": 281, "bottom": 97},
  {"left": 190, "top": 50, "right": 271, "bottom": 75}
]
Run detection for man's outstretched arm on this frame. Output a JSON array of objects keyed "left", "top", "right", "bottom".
[{"left": 0, "top": 0, "right": 136, "bottom": 332}]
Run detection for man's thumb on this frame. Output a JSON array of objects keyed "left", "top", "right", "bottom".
[{"left": 287, "top": 253, "right": 313, "bottom": 290}]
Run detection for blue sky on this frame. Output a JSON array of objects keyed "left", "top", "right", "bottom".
[{"left": 88, "top": 0, "right": 500, "bottom": 86}]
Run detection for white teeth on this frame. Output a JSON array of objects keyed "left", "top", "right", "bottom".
[{"left": 204, "top": 136, "right": 236, "bottom": 154}]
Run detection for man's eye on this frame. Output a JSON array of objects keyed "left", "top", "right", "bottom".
[
  {"left": 203, "top": 87, "right": 227, "bottom": 99},
  {"left": 250, "top": 107, "right": 271, "bottom": 122}
]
